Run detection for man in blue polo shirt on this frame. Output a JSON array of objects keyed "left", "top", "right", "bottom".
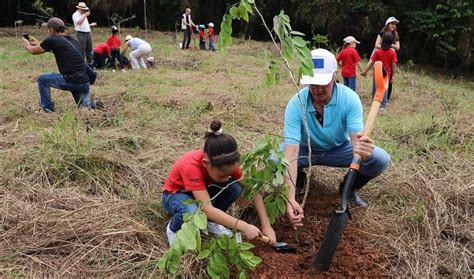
[{"left": 283, "top": 48, "right": 390, "bottom": 227}]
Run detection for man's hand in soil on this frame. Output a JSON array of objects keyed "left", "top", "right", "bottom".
[
  {"left": 352, "top": 133, "right": 374, "bottom": 160},
  {"left": 286, "top": 199, "right": 304, "bottom": 228},
  {"left": 261, "top": 224, "right": 277, "bottom": 245},
  {"left": 242, "top": 223, "right": 263, "bottom": 240}
]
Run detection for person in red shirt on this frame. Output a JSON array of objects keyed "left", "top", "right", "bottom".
[
  {"left": 162, "top": 120, "right": 277, "bottom": 247},
  {"left": 208, "top": 22, "right": 216, "bottom": 51},
  {"left": 336, "top": 36, "right": 364, "bottom": 93},
  {"left": 92, "top": 42, "right": 111, "bottom": 69},
  {"left": 362, "top": 32, "right": 398, "bottom": 109},
  {"left": 197, "top": 25, "right": 206, "bottom": 50},
  {"left": 106, "top": 26, "right": 125, "bottom": 71}
]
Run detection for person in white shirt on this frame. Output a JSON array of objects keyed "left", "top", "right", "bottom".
[
  {"left": 181, "top": 8, "right": 197, "bottom": 50},
  {"left": 72, "top": 2, "right": 96, "bottom": 65},
  {"left": 121, "top": 35, "right": 152, "bottom": 69}
]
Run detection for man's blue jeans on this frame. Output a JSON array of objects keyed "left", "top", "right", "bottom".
[
  {"left": 162, "top": 180, "right": 243, "bottom": 232},
  {"left": 295, "top": 141, "right": 390, "bottom": 178},
  {"left": 343, "top": 76, "right": 357, "bottom": 92},
  {"left": 38, "top": 73, "right": 91, "bottom": 112}
]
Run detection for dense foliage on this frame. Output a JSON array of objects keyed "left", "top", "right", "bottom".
[{"left": 1, "top": 1, "right": 472, "bottom": 68}]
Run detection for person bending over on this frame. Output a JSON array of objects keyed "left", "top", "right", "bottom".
[{"left": 162, "top": 120, "right": 277, "bottom": 246}]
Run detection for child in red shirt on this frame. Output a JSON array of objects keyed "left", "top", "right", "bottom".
[
  {"left": 197, "top": 25, "right": 206, "bottom": 50},
  {"left": 362, "top": 32, "right": 398, "bottom": 108},
  {"left": 106, "top": 26, "right": 125, "bottom": 71},
  {"left": 92, "top": 42, "right": 111, "bottom": 69},
  {"left": 208, "top": 22, "right": 216, "bottom": 51},
  {"left": 162, "top": 120, "right": 276, "bottom": 247},
  {"left": 336, "top": 36, "right": 364, "bottom": 93}
]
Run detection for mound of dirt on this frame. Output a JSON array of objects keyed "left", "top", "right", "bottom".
[{"left": 251, "top": 187, "right": 389, "bottom": 278}]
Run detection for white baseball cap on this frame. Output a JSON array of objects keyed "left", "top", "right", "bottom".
[
  {"left": 300, "top": 48, "right": 337, "bottom": 86},
  {"left": 385, "top": 16, "right": 399, "bottom": 26},
  {"left": 208, "top": 22, "right": 214, "bottom": 28},
  {"left": 343, "top": 36, "right": 360, "bottom": 44},
  {"left": 125, "top": 35, "right": 133, "bottom": 41}
]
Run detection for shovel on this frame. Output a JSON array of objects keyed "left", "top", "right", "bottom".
[
  {"left": 258, "top": 236, "right": 297, "bottom": 253},
  {"left": 314, "top": 61, "right": 388, "bottom": 272}
]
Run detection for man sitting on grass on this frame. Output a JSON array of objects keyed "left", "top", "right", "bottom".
[{"left": 22, "top": 17, "right": 101, "bottom": 113}]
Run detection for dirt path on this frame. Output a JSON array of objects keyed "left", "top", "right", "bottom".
[{"left": 251, "top": 187, "right": 389, "bottom": 278}]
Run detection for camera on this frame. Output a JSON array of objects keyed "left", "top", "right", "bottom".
[{"left": 22, "top": 33, "right": 30, "bottom": 41}]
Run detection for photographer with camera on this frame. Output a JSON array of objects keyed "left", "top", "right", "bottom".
[
  {"left": 72, "top": 2, "right": 96, "bottom": 65},
  {"left": 22, "top": 17, "right": 101, "bottom": 113}
]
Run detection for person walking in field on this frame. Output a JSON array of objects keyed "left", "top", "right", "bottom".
[
  {"left": 162, "top": 120, "right": 277, "bottom": 246},
  {"left": 72, "top": 2, "right": 96, "bottom": 65},
  {"left": 197, "top": 25, "right": 206, "bottom": 50},
  {"left": 22, "top": 17, "right": 100, "bottom": 113},
  {"left": 121, "top": 35, "right": 152, "bottom": 69},
  {"left": 207, "top": 22, "right": 216, "bottom": 51},
  {"left": 181, "top": 8, "right": 197, "bottom": 50},
  {"left": 336, "top": 36, "right": 364, "bottom": 93},
  {"left": 106, "top": 26, "right": 126, "bottom": 71},
  {"left": 373, "top": 16, "right": 400, "bottom": 101},
  {"left": 362, "top": 32, "right": 398, "bottom": 109},
  {"left": 282, "top": 49, "right": 390, "bottom": 228}
]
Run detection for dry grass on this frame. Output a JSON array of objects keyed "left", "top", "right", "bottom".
[{"left": 0, "top": 27, "right": 473, "bottom": 277}]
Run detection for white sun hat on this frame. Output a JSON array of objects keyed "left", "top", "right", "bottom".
[{"left": 385, "top": 16, "right": 399, "bottom": 26}]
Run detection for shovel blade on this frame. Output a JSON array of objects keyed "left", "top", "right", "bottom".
[{"left": 314, "top": 211, "right": 350, "bottom": 272}]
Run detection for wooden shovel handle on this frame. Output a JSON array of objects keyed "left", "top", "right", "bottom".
[
  {"left": 351, "top": 61, "right": 389, "bottom": 165},
  {"left": 258, "top": 235, "right": 270, "bottom": 244},
  {"left": 364, "top": 61, "right": 388, "bottom": 138}
]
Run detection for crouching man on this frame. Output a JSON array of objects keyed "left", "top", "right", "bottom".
[{"left": 22, "top": 17, "right": 100, "bottom": 112}]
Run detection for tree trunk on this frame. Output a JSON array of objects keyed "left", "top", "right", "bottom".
[{"left": 457, "top": 14, "right": 473, "bottom": 71}]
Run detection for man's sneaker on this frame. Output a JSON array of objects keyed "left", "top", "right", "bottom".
[
  {"left": 207, "top": 221, "right": 233, "bottom": 237},
  {"left": 166, "top": 222, "right": 177, "bottom": 247},
  {"left": 350, "top": 191, "right": 368, "bottom": 207}
]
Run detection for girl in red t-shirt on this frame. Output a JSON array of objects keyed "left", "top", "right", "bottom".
[
  {"left": 336, "top": 36, "right": 365, "bottom": 93},
  {"left": 162, "top": 120, "right": 276, "bottom": 246},
  {"left": 106, "top": 26, "right": 125, "bottom": 71}
]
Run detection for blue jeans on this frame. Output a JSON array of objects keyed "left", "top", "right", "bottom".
[
  {"left": 372, "top": 79, "right": 388, "bottom": 108},
  {"left": 110, "top": 48, "right": 124, "bottom": 69},
  {"left": 343, "top": 76, "right": 356, "bottom": 92},
  {"left": 163, "top": 180, "right": 243, "bottom": 232},
  {"left": 295, "top": 141, "right": 390, "bottom": 178},
  {"left": 38, "top": 73, "right": 91, "bottom": 112},
  {"left": 208, "top": 39, "right": 216, "bottom": 51}
]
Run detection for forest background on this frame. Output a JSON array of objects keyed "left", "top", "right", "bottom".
[{"left": 1, "top": 0, "right": 473, "bottom": 71}]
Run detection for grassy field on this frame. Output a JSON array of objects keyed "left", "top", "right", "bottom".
[{"left": 0, "top": 27, "right": 473, "bottom": 277}]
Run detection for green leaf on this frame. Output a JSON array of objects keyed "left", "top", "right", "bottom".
[
  {"left": 246, "top": 0, "right": 254, "bottom": 4},
  {"left": 239, "top": 242, "right": 255, "bottom": 250},
  {"left": 242, "top": 1, "right": 253, "bottom": 14},
  {"left": 239, "top": 271, "right": 247, "bottom": 279},
  {"left": 197, "top": 249, "right": 211, "bottom": 259},
  {"left": 292, "top": 37, "right": 307, "bottom": 48},
  {"left": 217, "top": 236, "right": 228, "bottom": 249},
  {"left": 239, "top": 3, "right": 249, "bottom": 21},
  {"left": 181, "top": 199, "right": 196, "bottom": 205},
  {"left": 179, "top": 222, "right": 197, "bottom": 250},
  {"left": 230, "top": 6, "right": 240, "bottom": 19},
  {"left": 277, "top": 197, "right": 286, "bottom": 213},
  {"left": 290, "top": 30, "right": 305, "bottom": 36},
  {"left": 157, "top": 256, "right": 167, "bottom": 269},
  {"left": 193, "top": 211, "right": 207, "bottom": 230}
]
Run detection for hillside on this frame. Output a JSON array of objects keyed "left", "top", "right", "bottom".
[{"left": 0, "top": 27, "right": 472, "bottom": 277}]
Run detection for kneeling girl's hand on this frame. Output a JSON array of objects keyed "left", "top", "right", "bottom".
[{"left": 241, "top": 222, "right": 262, "bottom": 240}]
